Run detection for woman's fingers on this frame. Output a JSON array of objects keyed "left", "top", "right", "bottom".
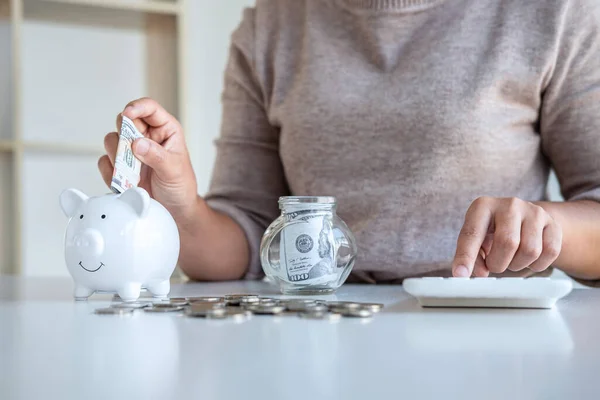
[
  {"left": 485, "top": 200, "right": 522, "bottom": 274},
  {"left": 507, "top": 205, "right": 545, "bottom": 272},
  {"left": 452, "top": 197, "right": 494, "bottom": 277},
  {"left": 527, "top": 220, "right": 562, "bottom": 272},
  {"left": 98, "top": 155, "right": 113, "bottom": 188},
  {"left": 103, "top": 132, "right": 119, "bottom": 165},
  {"left": 455, "top": 197, "right": 562, "bottom": 278},
  {"left": 116, "top": 110, "right": 148, "bottom": 137},
  {"left": 121, "top": 98, "right": 182, "bottom": 145},
  {"left": 472, "top": 249, "right": 490, "bottom": 277}
]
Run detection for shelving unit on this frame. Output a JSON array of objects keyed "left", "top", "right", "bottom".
[{"left": 0, "top": 0, "right": 187, "bottom": 276}]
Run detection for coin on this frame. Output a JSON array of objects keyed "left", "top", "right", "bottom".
[
  {"left": 185, "top": 307, "right": 228, "bottom": 318},
  {"left": 111, "top": 302, "right": 150, "bottom": 309},
  {"left": 257, "top": 297, "right": 277, "bottom": 303},
  {"left": 187, "top": 296, "right": 224, "bottom": 303},
  {"left": 302, "top": 304, "right": 329, "bottom": 313},
  {"left": 95, "top": 307, "right": 134, "bottom": 316},
  {"left": 144, "top": 306, "right": 184, "bottom": 313},
  {"left": 206, "top": 309, "right": 252, "bottom": 321},
  {"left": 338, "top": 308, "right": 373, "bottom": 318},
  {"left": 190, "top": 302, "right": 226, "bottom": 313},
  {"left": 298, "top": 311, "right": 342, "bottom": 321},
  {"left": 225, "top": 294, "right": 259, "bottom": 306},
  {"left": 239, "top": 297, "right": 260, "bottom": 305},
  {"left": 326, "top": 301, "right": 362, "bottom": 309},
  {"left": 151, "top": 302, "right": 182, "bottom": 308},
  {"left": 169, "top": 297, "right": 188, "bottom": 302},
  {"left": 166, "top": 300, "right": 189, "bottom": 307},
  {"left": 246, "top": 304, "right": 286, "bottom": 315},
  {"left": 283, "top": 299, "right": 319, "bottom": 312},
  {"left": 256, "top": 300, "right": 279, "bottom": 307},
  {"left": 359, "top": 303, "right": 384, "bottom": 313}
]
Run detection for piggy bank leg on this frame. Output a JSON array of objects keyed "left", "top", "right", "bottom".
[
  {"left": 117, "top": 283, "right": 142, "bottom": 302},
  {"left": 148, "top": 280, "right": 170, "bottom": 299},
  {"left": 74, "top": 285, "right": 94, "bottom": 301}
]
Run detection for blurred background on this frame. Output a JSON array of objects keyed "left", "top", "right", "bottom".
[
  {"left": 0, "top": 0, "right": 564, "bottom": 279},
  {"left": 0, "top": 0, "right": 253, "bottom": 277}
]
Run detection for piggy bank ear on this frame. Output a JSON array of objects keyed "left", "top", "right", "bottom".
[
  {"left": 59, "top": 189, "right": 89, "bottom": 218},
  {"left": 119, "top": 187, "right": 150, "bottom": 218}
]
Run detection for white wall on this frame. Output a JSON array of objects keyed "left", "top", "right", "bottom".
[{"left": 185, "top": 0, "right": 255, "bottom": 194}]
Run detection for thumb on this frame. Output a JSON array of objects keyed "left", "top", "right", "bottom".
[{"left": 132, "top": 138, "right": 177, "bottom": 180}]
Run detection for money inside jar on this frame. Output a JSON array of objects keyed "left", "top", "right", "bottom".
[{"left": 261, "top": 197, "right": 357, "bottom": 295}]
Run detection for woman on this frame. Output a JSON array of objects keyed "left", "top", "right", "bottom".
[{"left": 98, "top": 0, "right": 600, "bottom": 285}]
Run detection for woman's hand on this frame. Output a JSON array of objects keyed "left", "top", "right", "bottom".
[
  {"left": 452, "top": 197, "right": 563, "bottom": 277},
  {"left": 98, "top": 98, "right": 199, "bottom": 223}
]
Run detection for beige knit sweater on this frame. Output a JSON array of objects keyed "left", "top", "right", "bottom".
[{"left": 205, "top": 0, "right": 600, "bottom": 282}]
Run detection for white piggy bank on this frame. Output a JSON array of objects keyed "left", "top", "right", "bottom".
[{"left": 59, "top": 187, "right": 180, "bottom": 301}]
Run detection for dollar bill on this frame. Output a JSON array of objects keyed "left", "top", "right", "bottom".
[
  {"left": 111, "top": 115, "right": 144, "bottom": 194},
  {"left": 280, "top": 210, "right": 337, "bottom": 285}
]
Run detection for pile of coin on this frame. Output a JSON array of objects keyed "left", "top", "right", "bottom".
[{"left": 94, "top": 294, "right": 383, "bottom": 322}]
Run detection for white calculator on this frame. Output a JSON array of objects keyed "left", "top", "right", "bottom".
[{"left": 403, "top": 277, "right": 573, "bottom": 309}]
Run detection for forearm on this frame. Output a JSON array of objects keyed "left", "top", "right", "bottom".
[
  {"left": 175, "top": 196, "right": 250, "bottom": 281},
  {"left": 536, "top": 200, "right": 600, "bottom": 280}
]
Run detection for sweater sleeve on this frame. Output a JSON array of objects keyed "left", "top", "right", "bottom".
[
  {"left": 204, "top": 7, "right": 289, "bottom": 280},
  {"left": 540, "top": 1, "right": 600, "bottom": 287},
  {"left": 540, "top": 0, "right": 600, "bottom": 203}
]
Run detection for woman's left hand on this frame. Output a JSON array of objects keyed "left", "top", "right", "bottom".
[{"left": 452, "top": 197, "right": 563, "bottom": 277}]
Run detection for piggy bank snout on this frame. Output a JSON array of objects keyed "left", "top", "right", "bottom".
[{"left": 72, "top": 229, "right": 105, "bottom": 257}]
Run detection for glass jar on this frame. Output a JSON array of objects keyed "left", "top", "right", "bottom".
[{"left": 260, "top": 196, "right": 357, "bottom": 295}]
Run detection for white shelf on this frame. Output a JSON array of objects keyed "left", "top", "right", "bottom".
[
  {"left": 23, "top": 141, "right": 105, "bottom": 155},
  {"left": 0, "top": 140, "right": 14, "bottom": 151},
  {"left": 1, "top": 0, "right": 187, "bottom": 276},
  {"left": 0, "top": 140, "right": 105, "bottom": 155},
  {"left": 34, "top": 0, "right": 180, "bottom": 15}
]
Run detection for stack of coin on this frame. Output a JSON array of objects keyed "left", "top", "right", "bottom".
[
  {"left": 97, "top": 294, "right": 385, "bottom": 321},
  {"left": 144, "top": 303, "right": 185, "bottom": 313},
  {"left": 326, "top": 301, "right": 383, "bottom": 318},
  {"left": 224, "top": 294, "right": 259, "bottom": 306}
]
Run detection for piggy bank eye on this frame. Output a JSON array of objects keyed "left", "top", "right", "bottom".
[
  {"left": 101, "top": 214, "right": 106, "bottom": 219},
  {"left": 79, "top": 215, "right": 84, "bottom": 219}
]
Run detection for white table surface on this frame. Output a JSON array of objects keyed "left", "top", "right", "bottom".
[{"left": 0, "top": 276, "right": 598, "bottom": 400}]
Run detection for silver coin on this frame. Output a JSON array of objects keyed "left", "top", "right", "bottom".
[
  {"left": 298, "top": 311, "right": 342, "bottom": 321},
  {"left": 358, "top": 303, "right": 384, "bottom": 313},
  {"left": 95, "top": 307, "right": 134, "bottom": 316},
  {"left": 239, "top": 297, "right": 260, "bottom": 305},
  {"left": 284, "top": 300, "right": 318, "bottom": 311},
  {"left": 302, "top": 304, "right": 329, "bottom": 313},
  {"left": 326, "top": 301, "right": 362, "bottom": 309},
  {"left": 225, "top": 293, "right": 258, "bottom": 298},
  {"left": 225, "top": 295, "right": 259, "bottom": 306},
  {"left": 338, "top": 308, "right": 373, "bottom": 318},
  {"left": 257, "top": 297, "right": 277, "bottom": 302},
  {"left": 166, "top": 300, "right": 189, "bottom": 307},
  {"left": 151, "top": 302, "right": 182, "bottom": 308},
  {"left": 247, "top": 304, "right": 286, "bottom": 315},
  {"left": 190, "top": 302, "right": 226, "bottom": 313},
  {"left": 144, "top": 306, "right": 184, "bottom": 313},
  {"left": 111, "top": 302, "right": 150, "bottom": 309},
  {"left": 187, "top": 296, "right": 224, "bottom": 303},
  {"left": 206, "top": 309, "right": 252, "bottom": 321},
  {"left": 185, "top": 307, "right": 228, "bottom": 318},
  {"left": 169, "top": 297, "right": 188, "bottom": 302}
]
